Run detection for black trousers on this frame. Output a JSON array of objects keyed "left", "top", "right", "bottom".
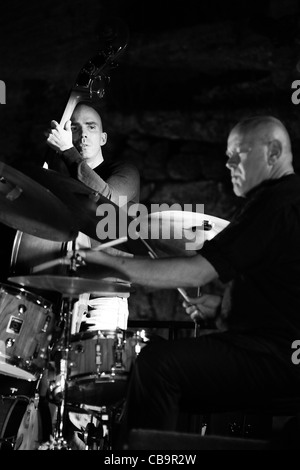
[{"left": 118, "top": 333, "right": 299, "bottom": 440}]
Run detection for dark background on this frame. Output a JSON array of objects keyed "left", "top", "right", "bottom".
[{"left": 1, "top": 0, "right": 300, "bottom": 325}]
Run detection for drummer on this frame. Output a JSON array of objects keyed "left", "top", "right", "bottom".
[
  {"left": 46, "top": 101, "right": 140, "bottom": 337},
  {"left": 76, "top": 115, "right": 300, "bottom": 447}
]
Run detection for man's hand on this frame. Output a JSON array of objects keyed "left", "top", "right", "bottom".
[
  {"left": 183, "top": 294, "right": 222, "bottom": 322},
  {"left": 71, "top": 249, "right": 113, "bottom": 266},
  {"left": 46, "top": 120, "right": 73, "bottom": 152}
]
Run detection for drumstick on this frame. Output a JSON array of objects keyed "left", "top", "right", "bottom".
[
  {"left": 32, "top": 237, "right": 128, "bottom": 273},
  {"left": 32, "top": 257, "right": 70, "bottom": 273},
  {"left": 140, "top": 236, "right": 201, "bottom": 336},
  {"left": 91, "top": 236, "right": 128, "bottom": 251},
  {"left": 145, "top": 242, "right": 190, "bottom": 303}
]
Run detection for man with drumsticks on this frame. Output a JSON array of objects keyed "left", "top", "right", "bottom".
[{"left": 75, "top": 115, "right": 300, "bottom": 448}]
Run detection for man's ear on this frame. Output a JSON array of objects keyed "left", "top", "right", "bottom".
[
  {"left": 267, "top": 139, "right": 282, "bottom": 165},
  {"left": 100, "top": 132, "right": 107, "bottom": 146}
]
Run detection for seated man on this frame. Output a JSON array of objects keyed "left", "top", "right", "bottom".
[{"left": 76, "top": 115, "right": 300, "bottom": 447}]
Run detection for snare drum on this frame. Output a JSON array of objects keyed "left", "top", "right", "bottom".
[
  {"left": 0, "top": 283, "right": 55, "bottom": 381},
  {"left": 51, "top": 329, "right": 147, "bottom": 407}
]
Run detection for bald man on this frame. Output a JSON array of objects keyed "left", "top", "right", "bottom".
[
  {"left": 46, "top": 101, "right": 140, "bottom": 206},
  {"left": 46, "top": 102, "right": 139, "bottom": 337},
  {"left": 44, "top": 103, "right": 140, "bottom": 442},
  {"left": 225, "top": 115, "right": 294, "bottom": 197},
  {"left": 78, "top": 116, "right": 300, "bottom": 446}
]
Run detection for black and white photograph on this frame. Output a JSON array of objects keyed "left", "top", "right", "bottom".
[{"left": 0, "top": 0, "right": 300, "bottom": 454}]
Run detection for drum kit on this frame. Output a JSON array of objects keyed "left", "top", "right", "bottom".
[{"left": 0, "top": 161, "right": 229, "bottom": 450}]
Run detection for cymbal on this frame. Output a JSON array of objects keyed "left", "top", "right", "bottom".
[
  {"left": 0, "top": 162, "right": 78, "bottom": 241},
  {"left": 30, "top": 253, "right": 129, "bottom": 282},
  {"left": 139, "top": 210, "right": 230, "bottom": 257},
  {"left": 23, "top": 166, "right": 150, "bottom": 256},
  {"left": 8, "top": 275, "right": 133, "bottom": 297}
]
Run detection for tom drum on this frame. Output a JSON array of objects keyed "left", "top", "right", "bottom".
[{"left": 0, "top": 283, "right": 55, "bottom": 381}]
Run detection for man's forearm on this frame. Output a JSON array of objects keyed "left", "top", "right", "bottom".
[{"left": 81, "top": 251, "right": 218, "bottom": 289}]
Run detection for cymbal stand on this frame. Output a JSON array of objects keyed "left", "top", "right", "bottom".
[{"left": 53, "top": 241, "right": 79, "bottom": 446}]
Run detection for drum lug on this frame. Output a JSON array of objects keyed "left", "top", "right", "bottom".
[
  {"left": 113, "top": 331, "right": 125, "bottom": 371},
  {"left": 41, "top": 314, "right": 52, "bottom": 333},
  {"left": 18, "top": 304, "right": 27, "bottom": 314},
  {"left": 95, "top": 341, "right": 103, "bottom": 376},
  {"left": 38, "top": 346, "right": 48, "bottom": 359},
  {"left": 5, "top": 337, "right": 15, "bottom": 348}
]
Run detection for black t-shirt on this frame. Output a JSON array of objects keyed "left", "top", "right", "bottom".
[
  {"left": 60, "top": 147, "right": 140, "bottom": 206},
  {"left": 200, "top": 174, "right": 300, "bottom": 370}
]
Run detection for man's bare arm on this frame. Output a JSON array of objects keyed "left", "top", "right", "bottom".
[{"left": 78, "top": 250, "right": 218, "bottom": 289}]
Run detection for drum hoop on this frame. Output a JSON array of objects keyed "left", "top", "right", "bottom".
[
  {"left": 70, "top": 330, "right": 119, "bottom": 343},
  {"left": 68, "top": 372, "right": 128, "bottom": 384},
  {"left": 9, "top": 230, "right": 22, "bottom": 277},
  {"left": 0, "top": 282, "right": 52, "bottom": 309},
  {"left": 0, "top": 356, "right": 41, "bottom": 381},
  {"left": 0, "top": 396, "right": 29, "bottom": 439}
]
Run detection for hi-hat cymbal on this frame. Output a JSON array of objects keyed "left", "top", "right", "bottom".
[
  {"left": 0, "top": 162, "right": 78, "bottom": 241},
  {"left": 8, "top": 275, "right": 132, "bottom": 297},
  {"left": 23, "top": 166, "right": 150, "bottom": 256},
  {"left": 139, "top": 210, "right": 230, "bottom": 257},
  {"left": 30, "top": 253, "right": 129, "bottom": 282}
]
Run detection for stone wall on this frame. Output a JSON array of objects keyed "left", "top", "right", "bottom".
[{"left": 1, "top": 0, "right": 300, "bottom": 326}]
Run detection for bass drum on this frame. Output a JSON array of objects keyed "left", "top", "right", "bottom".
[
  {"left": 0, "top": 396, "right": 30, "bottom": 450},
  {"left": 9, "top": 230, "right": 67, "bottom": 309},
  {"left": 0, "top": 373, "right": 38, "bottom": 399},
  {"left": 0, "top": 396, "right": 46, "bottom": 450}
]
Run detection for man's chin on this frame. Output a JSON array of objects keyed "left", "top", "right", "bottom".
[
  {"left": 79, "top": 151, "right": 91, "bottom": 160},
  {"left": 232, "top": 185, "right": 244, "bottom": 197}
]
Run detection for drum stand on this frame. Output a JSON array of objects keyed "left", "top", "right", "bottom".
[
  {"left": 52, "top": 299, "right": 125, "bottom": 450},
  {"left": 50, "top": 245, "right": 117, "bottom": 451},
  {"left": 52, "top": 245, "right": 81, "bottom": 448},
  {"left": 53, "top": 295, "right": 75, "bottom": 447}
]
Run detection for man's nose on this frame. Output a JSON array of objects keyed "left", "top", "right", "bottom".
[{"left": 226, "top": 154, "right": 240, "bottom": 169}]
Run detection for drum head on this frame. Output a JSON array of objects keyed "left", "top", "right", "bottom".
[
  {"left": 68, "top": 373, "right": 129, "bottom": 407},
  {"left": 0, "top": 397, "right": 29, "bottom": 449}
]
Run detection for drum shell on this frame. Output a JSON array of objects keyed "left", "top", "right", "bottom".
[
  {"left": 50, "top": 329, "right": 148, "bottom": 407},
  {"left": 0, "top": 283, "right": 55, "bottom": 381},
  {"left": 68, "top": 329, "right": 143, "bottom": 378},
  {"left": 9, "top": 231, "right": 67, "bottom": 306}
]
